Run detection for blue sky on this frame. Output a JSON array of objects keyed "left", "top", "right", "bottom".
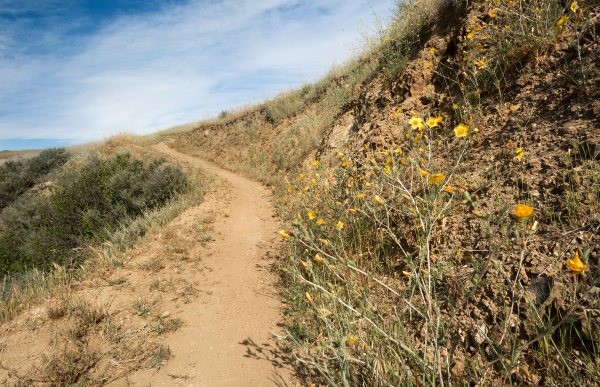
[{"left": 0, "top": 0, "right": 390, "bottom": 151}]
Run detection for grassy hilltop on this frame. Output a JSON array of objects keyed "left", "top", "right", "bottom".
[{"left": 172, "top": 0, "right": 600, "bottom": 385}]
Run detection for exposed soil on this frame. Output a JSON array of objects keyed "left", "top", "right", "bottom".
[{"left": 0, "top": 143, "right": 294, "bottom": 386}]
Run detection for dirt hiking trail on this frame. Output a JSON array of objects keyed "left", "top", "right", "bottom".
[{"left": 119, "top": 143, "right": 293, "bottom": 386}]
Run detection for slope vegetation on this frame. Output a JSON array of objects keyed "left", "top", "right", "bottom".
[{"left": 173, "top": 0, "right": 600, "bottom": 385}]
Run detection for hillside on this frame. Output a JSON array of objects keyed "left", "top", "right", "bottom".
[
  {"left": 172, "top": 0, "right": 600, "bottom": 385},
  {"left": 0, "top": 0, "right": 599, "bottom": 385}
]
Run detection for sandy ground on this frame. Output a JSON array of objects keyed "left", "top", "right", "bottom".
[{"left": 107, "top": 143, "right": 293, "bottom": 386}]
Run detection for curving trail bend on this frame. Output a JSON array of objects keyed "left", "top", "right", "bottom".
[{"left": 112, "top": 143, "right": 293, "bottom": 387}]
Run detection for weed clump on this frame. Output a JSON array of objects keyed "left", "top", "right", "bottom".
[
  {"left": 0, "top": 151, "right": 189, "bottom": 276},
  {"left": 0, "top": 147, "right": 70, "bottom": 209}
]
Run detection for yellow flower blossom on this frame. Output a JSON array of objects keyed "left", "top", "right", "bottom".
[
  {"left": 444, "top": 186, "right": 453, "bottom": 192},
  {"left": 314, "top": 254, "right": 324, "bottom": 263},
  {"left": 373, "top": 195, "right": 383, "bottom": 203},
  {"left": 338, "top": 152, "right": 344, "bottom": 157},
  {"left": 311, "top": 179, "right": 316, "bottom": 185},
  {"left": 488, "top": 11, "right": 496, "bottom": 17},
  {"left": 420, "top": 170, "right": 428, "bottom": 176},
  {"left": 419, "top": 148, "right": 424, "bottom": 153},
  {"left": 516, "top": 147, "right": 524, "bottom": 161},
  {"left": 408, "top": 115, "right": 423, "bottom": 129},
  {"left": 402, "top": 271, "right": 411, "bottom": 276},
  {"left": 428, "top": 173, "right": 445, "bottom": 184},
  {"left": 336, "top": 221, "right": 344, "bottom": 229},
  {"left": 385, "top": 158, "right": 393, "bottom": 169},
  {"left": 467, "top": 33, "right": 473, "bottom": 39},
  {"left": 313, "top": 160, "right": 319, "bottom": 166},
  {"left": 279, "top": 230, "right": 290, "bottom": 238},
  {"left": 308, "top": 211, "right": 316, "bottom": 220},
  {"left": 348, "top": 335, "right": 356, "bottom": 346},
  {"left": 453, "top": 103, "right": 459, "bottom": 110},
  {"left": 358, "top": 194, "right": 364, "bottom": 199},
  {"left": 394, "top": 148, "right": 402, "bottom": 153},
  {"left": 365, "top": 182, "right": 371, "bottom": 187},
  {"left": 454, "top": 124, "right": 469, "bottom": 137},
  {"left": 299, "top": 174, "right": 304, "bottom": 178},
  {"left": 570, "top": 1, "right": 579, "bottom": 13},
  {"left": 557, "top": 15, "right": 569, "bottom": 29},
  {"left": 349, "top": 208, "right": 357, "bottom": 213},
  {"left": 566, "top": 250, "right": 586, "bottom": 272},
  {"left": 414, "top": 134, "right": 420, "bottom": 144},
  {"left": 301, "top": 260, "right": 308, "bottom": 268},
  {"left": 513, "top": 204, "right": 534, "bottom": 220},
  {"left": 317, "top": 218, "right": 323, "bottom": 225},
  {"left": 430, "top": 47, "right": 436, "bottom": 53},
  {"left": 306, "top": 292, "right": 313, "bottom": 302},
  {"left": 426, "top": 116, "right": 443, "bottom": 127}
]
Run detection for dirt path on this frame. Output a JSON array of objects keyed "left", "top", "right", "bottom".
[{"left": 116, "top": 143, "right": 293, "bottom": 386}]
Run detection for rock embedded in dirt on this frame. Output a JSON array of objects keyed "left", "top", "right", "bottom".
[
  {"left": 470, "top": 320, "right": 487, "bottom": 345},
  {"left": 451, "top": 361, "right": 464, "bottom": 375},
  {"left": 161, "top": 311, "right": 170, "bottom": 318}
]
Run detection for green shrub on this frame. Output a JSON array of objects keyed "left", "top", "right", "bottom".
[
  {"left": 0, "top": 152, "right": 189, "bottom": 276},
  {"left": 0, "top": 148, "right": 71, "bottom": 209}
]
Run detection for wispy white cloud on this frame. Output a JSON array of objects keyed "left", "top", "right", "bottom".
[{"left": 0, "top": 0, "right": 390, "bottom": 145}]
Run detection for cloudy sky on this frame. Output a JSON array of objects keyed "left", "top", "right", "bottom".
[{"left": 0, "top": 0, "right": 390, "bottom": 151}]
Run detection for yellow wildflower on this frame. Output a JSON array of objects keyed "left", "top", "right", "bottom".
[
  {"left": 313, "top": 160, "right": 319, "bottom": 166},
  {"left": 408, "top": 115, "right": 423, "bottom": 129},
  {"left": 317, "top": 219, "right": 323, "bottom": 225},
  {"left": 311, "top": 179, "right": 316, "bottom": 185},
  {"left": 279, "top": 230, "right": 290, "bottom": 238},
  {"left": 338, "top": 152, "right": 344, "bottom": 157},
  {"left": 420, "top": 170, "right": 428, "bottom": 177},
  {"left": 566, "top": 250, "right": 587, "bottom": 272},
  {"left": 444, "top": 186, "right": 453, "bottom": 192},
  {"left": 570, "top": 1, "right": 578, "bottom": 13},
  {"left": 454, "top": 124, "right": 469, "bottom": 137},
  {"left": 385, "top": 158, "right": 393, "bottom": 169},
  {"left": 373, "top": 195, "right": 383, "bottom": 203},
  {"left": 428, "top": 173, "right": 445, "bottom": 184},
  {"left": 419, "top": 148, "right": 424, "bottom": 153},
  {"left": 358, "top": 194, "right": 364, "bottom": 199},
  {"left": 300, "top": 260, "right": 308, "bottom": 268},
  {"left": 513, "top": 204, "right": 534, "bottom": 220},
  {"left": 516, "top": 147, "right": 524, "bottom": 161},
  {"left": 308, "top": 211, "right": 316, "bottom": 220},
  {"left": 430, "top": 47, "right": 436, "bottom": 53},
  {"left": 426, "top": 116, "right": 443, "bottom": 127},
  {"left": 348, "top": 335, "right": 356, "bottom": 346},
  {"left": 306, "top": 292, "right": 313, "bottom": 302},
  {"left": 299, "top": 174, "right": 304, "bottom": 178},
  {"left": 336, "top": 221, "right": 344, "bottom": 229},
  {"left": 314, "top": 254, "right": 324, "bottom": 263},
  {"left": 349, "top": 208, "right": 357, "bottom": 213},
  {"left": 394, "top": 148, "right": 402, "bottom": 153},
  {"left": 557, "top": 15, "right": 569, "bottom": 29}
]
